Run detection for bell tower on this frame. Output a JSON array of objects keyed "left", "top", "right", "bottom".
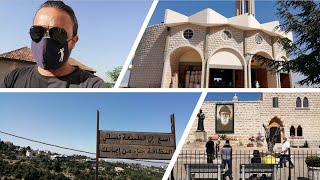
[{"left": 235, "top": 0, "right": 255, "bottom": 16}]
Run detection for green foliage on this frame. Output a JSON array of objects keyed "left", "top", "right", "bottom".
[
  {"left": 220, "top": 134, "right": 227, "bottom": 140},
  {"left": 106, "top": 66, "right": 122, "bottom": 83},
  {"left": 105, "top": 82, "right": 114, "bottom": 88},
  {"left": 0, "top": 141, "right": 165, "bottom": 180},
  {"left": 306, "top": 156, "right": 320, "bottom": 167},
  {"left": 53, "top": 162, "right": 62, "bottom": 173},
  {"left": 247, "top": 0, "right": 320, "bottom": 86}
]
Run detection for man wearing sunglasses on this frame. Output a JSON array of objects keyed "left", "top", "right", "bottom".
[{"left": 0, "top": 0, "right": 106, "bottom": 88}]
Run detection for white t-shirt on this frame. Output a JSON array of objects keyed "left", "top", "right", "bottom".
[{"left": 282, "top": 141, "right": 290, "bottom": 155}]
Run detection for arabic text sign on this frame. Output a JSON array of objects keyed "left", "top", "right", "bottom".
[
  {"left": 100, "top": 131, "right": 175, "bottom": 147},
  {"left": 99, "top": 144, "right": 175, "bottom": 160}
]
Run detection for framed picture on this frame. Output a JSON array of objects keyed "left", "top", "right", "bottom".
[{"left": 215, "top": 103, "right": 234, "bottom": 133}]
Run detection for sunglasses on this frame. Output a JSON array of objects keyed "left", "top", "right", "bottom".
[{"left": 30, "top": 26, "right": 72, "bottom": 44}]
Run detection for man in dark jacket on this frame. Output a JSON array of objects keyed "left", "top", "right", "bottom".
[
  {"left": 206, "top": 136, "right": 215, "bottom": 163},
  {"left": 221, "top": 139, "right": 233, "bottom": 180}
]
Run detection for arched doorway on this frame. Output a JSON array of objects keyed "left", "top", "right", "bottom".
[
  {"left": 208, "top": 49, "right": 245, "bottom": 88},
  {"left": 278, "top": 57, "right": 291, "bottom": 88},
  {"left": 250, "top": 52, "right": 273, "bottom": 88},
  {"left": 268, "top": 117, "right": 284, "bottom": 143},
  {"left": 169, "top": 47, "right": 202, "bottom": 88}
]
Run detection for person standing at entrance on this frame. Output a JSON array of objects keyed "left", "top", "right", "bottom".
[
  {"left": 278, "top": 137, "right": 294, "bottom": 168},
  {"left": 206, "top": 137, "right": 215, "bottom": 163},
  {"left": 221, "top": 139, "right": 233, "bottom": 180},
  {"left": 217, "top": 135, "right": 221, "bottom": 152}
]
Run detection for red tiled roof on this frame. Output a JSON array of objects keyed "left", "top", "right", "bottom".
[{"left": 0, "top": 47, "right": 95, "bottom": 73}]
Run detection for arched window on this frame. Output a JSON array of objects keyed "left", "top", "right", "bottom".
[
  {"left": 303, "top": 97, "right": 309, "bottom": 108},
  {"left": 297, "top": 126, "right": 303, "bottom": 136},
  {"left": 296, "top": 97, "right": 302, "bottom": 107},
  {"left": 290, "top": 126, "right": 296, "bottom": 136}
]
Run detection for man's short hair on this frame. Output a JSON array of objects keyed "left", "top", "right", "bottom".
[
  {"left": 38, "top": 0, "right": 78, "bottom": 36},
  {"left": 219, "top": 105, "right": 231, "bottom": 115},
  {"left": 226, "top": 139, "right": 230, "bottom": 144}
]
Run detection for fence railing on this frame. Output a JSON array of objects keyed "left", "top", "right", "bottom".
[{"left": 170, "top": 149, "right": 320, "bottom": 180}]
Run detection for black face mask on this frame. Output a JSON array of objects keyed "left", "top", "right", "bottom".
[
  {"left": 30, "top": 25, "right": 72, "bottom": 70},
  {"left": 31, "top": 37, "right": 70, "bottom": 70}
]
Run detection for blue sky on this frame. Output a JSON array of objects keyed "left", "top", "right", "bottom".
[
  {"left": 0, "top": 93, "right": 200, "bottom": 161},
  {"left": 0, "top": 0, "right": 152, "bottom": 82},
  {"left": 205, "top": 92, "right": 261, "bottom": 101},
  {"left": 150, "top": 0, "right": 280, "bottom": 25}
]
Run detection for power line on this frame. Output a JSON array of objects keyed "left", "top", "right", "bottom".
[
  {"left": 0, "top": 130, "right": 170, "bottom": 164},
  {"left": 0, "top": 130, "right": 95, "bottom": 155}
]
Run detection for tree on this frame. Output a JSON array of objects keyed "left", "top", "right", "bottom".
[
  {"left": 54, "top": 162, "right": 62, "bottom": 173},
  {"left": 106, "top": 66, "right": 122, "bottom": 83},
  {"left": 105, "top": 82, "right": 114, "bottom": 88},
  {"left": 23, "top": 168, "right": 40, "bottom": 180},
  {"left": 249, "top": 0, "right": 320, "bottom": 86}
]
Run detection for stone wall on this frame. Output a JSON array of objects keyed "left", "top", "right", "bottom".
[
  {"left": 260, "top": 93, "right": 320, "bottom": 147},
  {"left": 129, "top": 24, "right": 167, "bottom": 88},
  {"left": 187, "top": 100, "right": 262, "bottom": 146},
  {"left": 186, "top": 93, "right": 320, "bottom": 148},
  {"left": 247, "top": 30, "right": 273, "bottom": 57},
  {"left": 274, "top": 38, "right": 288, "bottom": 60},
  {"left": 167, "top": 24, "right": 206, "bottom": 56},
  {"left": 207, "top": 26, "right": 244, "bottom": 59}
]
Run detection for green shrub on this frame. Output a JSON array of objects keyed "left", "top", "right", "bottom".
[
  {"left": 305, "top": 156, "right": 320, "bottom": 167},
  {"left": 220, "top": 134, "right": 227, "bottom": 140}
]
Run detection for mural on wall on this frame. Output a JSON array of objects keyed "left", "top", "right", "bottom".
[{"left": 215, "top": 103, "right": 234, "bottom": 133}]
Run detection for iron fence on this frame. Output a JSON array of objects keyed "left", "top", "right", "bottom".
[{"left": 170, "top": 148, "right": 320, "bottom": 180}]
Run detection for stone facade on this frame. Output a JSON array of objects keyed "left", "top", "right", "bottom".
[
  {"left": 247, "top": 31, "right": 273, "bottom": 57},
  {"left": 128, "top": 24, "right": 167, "bottom": 88},
  {"left": 167, "top": 24, "right": 206, "bottom": 55},
  {"left": 129, "top": 22, "right": 291, "bottom": 88},
  {"left": 185, "top": 93, "right": 320, "bottom": 149},
  {"left": 208, "top": 26, "right": 244, "bottom": 58}
]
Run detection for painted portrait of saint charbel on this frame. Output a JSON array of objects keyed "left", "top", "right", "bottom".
[{"left": 215, "top": 104, "right": 234, "bottom": 133}]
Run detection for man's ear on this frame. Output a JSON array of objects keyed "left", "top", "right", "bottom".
[{"left": 71, "top": 35, "right": 79, "bottom": 49}]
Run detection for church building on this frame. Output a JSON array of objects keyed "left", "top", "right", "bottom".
[{"left": 129, "top": 0, "right": 293, "bottom": 88}]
